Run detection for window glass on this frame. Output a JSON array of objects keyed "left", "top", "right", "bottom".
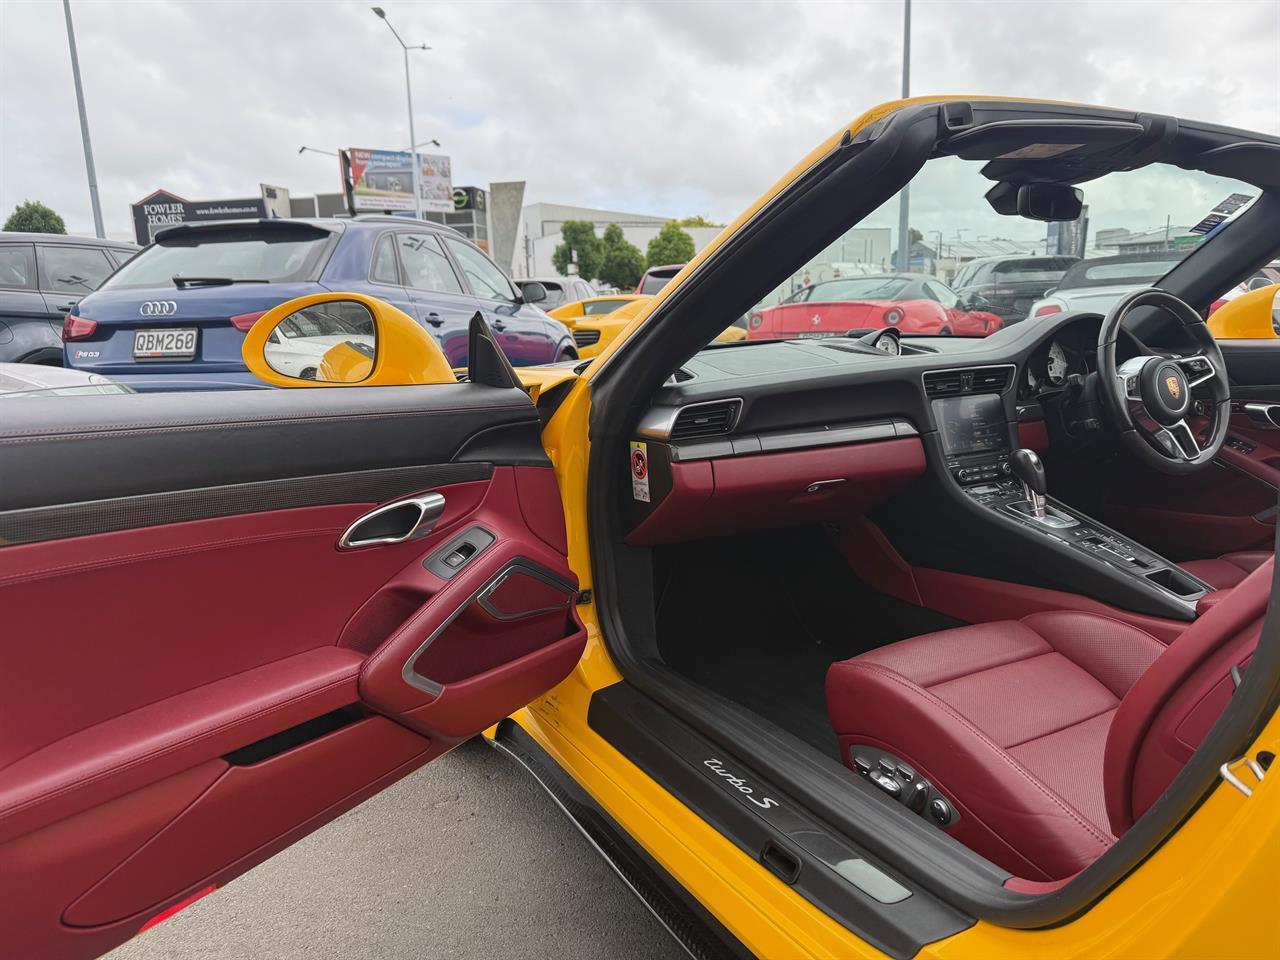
[
  {"left": 539, "top": 281, "right": 567, "bottom": 309},
  {"left": 371, "top": 234, "right": 400, "bottom": 284},
  {"left": 582, "top": 298, "right": 632, "bottom": 315},
  {"left": 0, "top": 245, "right": 36, "bottom": 289},
  {"left": 727, "top": 156, "right": 1255, "bottom": 346},
  {"left": 443, "top": 238, "right": 515, "bottom": 302},
  {"left": 397, "top": 233, "right": 462, "bottom": 293},
  {"left": 40, "top": 246, "right": 115, "bottom": 293},
  {"left": 109, "top": 248, "right": 137, "bottom": 268},
  {"left": 105, "top": 226, "right": 332, "bottom": 289}
]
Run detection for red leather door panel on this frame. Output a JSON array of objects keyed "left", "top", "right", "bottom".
[{"left": 0, "top": 461, "right": 581, "bottom": 960}]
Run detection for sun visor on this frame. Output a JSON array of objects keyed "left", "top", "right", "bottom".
[{"left": 940, "top": 119, "right": 1146, "bottom": 163}]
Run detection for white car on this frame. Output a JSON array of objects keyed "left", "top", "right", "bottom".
[
  {"left": 1027, "top": 253, "right": 1185, "bottom": 320},
  {"left": 0, "top": 363, "right": 133, "bottom": 398},
  {"left": 264, "top": 330, "right": 375, "bottom": 380}
]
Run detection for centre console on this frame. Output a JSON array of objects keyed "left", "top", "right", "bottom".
[{"left": 932, "top": 392, "right": 1212, "bottom": 608}]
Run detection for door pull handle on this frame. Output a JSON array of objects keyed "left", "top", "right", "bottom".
[{"left": 338, "top": 493, "right": 446, "bottom": 549}]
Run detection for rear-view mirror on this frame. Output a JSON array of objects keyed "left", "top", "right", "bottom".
[{"left": 1016, "top": 182, "right": 1084, "bottom": 222}]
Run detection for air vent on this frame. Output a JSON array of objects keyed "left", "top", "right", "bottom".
[
  {"left": 573, "top": 329, "right": 601, "bottom": 347},
  {"left": 671, "top": 367, "right": 695, "bottom": 383},
  {"left": 922, "top": 371, "right": 964, "bottom": 397},
  {"left": 669, "top": 400, "right": 741, "bottom": 441},
  {"left": 923, "top": 365, "right": 1013, "bottom": 398}
]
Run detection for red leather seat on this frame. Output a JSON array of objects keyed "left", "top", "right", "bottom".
[
  {"left": 1181, "top": 550, "right": 1272, "bottom": 590},
  {"left": 826, "top": 556, "right": 1273, "bottom": 881}
]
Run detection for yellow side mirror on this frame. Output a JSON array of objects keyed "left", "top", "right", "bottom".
[
  {"left": 1208, "top": 282, "right": 1280, "bottom": 340},
  {"left": 241, "top": 291, "right": 456, "bottom": 387}
]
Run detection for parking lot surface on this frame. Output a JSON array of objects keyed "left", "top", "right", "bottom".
[{"left": 106, "top": 738, "right": 686, "bottom": 960}]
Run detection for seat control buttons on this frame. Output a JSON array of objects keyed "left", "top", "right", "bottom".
[
  {"left": 928, "top": 797, "right": 954, "bottom": 826},
  {"left": 877, "top": 758, "right": 897, "bottom": 776},
  {"left": 869, "top": 771, "right": 902, "bottom": 799},
  {"left": 907, "top": 781, "right": 929, "bottom": 814},
  {"left": 895, "top": 763, "right": 915, "bottom": 783},
  {"left": 853, "top": 755, "right": 873, "bottom": 777}
]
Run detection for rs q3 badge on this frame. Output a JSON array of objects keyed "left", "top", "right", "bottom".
[{"left": 629, "top": 441, "right": 650, "bottom": 503}]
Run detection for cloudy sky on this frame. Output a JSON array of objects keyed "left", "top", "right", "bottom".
[{"left": 2, "top": 0, "right": 1278, "bottom": 241}]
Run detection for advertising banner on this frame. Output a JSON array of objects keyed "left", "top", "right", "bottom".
[
  {"left": 130, "top": 189, "right": 266, "bottom": 245},
  {"left": 346, "top": 149, "right": 453, "bottom": 214}
]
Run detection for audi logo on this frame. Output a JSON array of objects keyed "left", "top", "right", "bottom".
[{"left": 139, "top": 300, "right": 178, "bottom": 317}]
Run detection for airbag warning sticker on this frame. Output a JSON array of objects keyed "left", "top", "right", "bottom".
[{"left": 630, "top": 441, "right": 650, "bottom": 502}]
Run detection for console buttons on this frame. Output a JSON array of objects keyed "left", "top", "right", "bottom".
[
  {"left": 869, "top": 771, "right": 902, "bottom": 799},
  {"left": 853, "top": 755, "right": 873, "bottom": 776},
  {"left": 928, "top": 798, "right": 954, "bottom": 826},
  {"left": 895, "top": 763, "right": 915, "bottom": 783},
  {"left": 878, "top": 758, "right": 897, "bottom": 776}
]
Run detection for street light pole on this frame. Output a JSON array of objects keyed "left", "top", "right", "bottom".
[
  {"left": 895, "top": 0, "right": 911, "bottom": 274},
  {"left": 372, "top": 7, "right": 429, "bottom": 221},
  {"left": 62, "top": 0, "right": 104, "bottom": 238}
]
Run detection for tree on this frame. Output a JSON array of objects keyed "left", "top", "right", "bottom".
[
  {"left": 596, "top": 223, "right": 645, "bottom": 291},
  {"left": 676, "top": 215, "right": 724, "bottom": 228},
  {"left": 646, "top": 222, "right": 696, "bottom": 268},
  {"left": 551, "top": 220, "right": 602, "bottom": 280},
  {"left": 5, "top": 200, "right": 66, "bottom": 234},
  {"left": 909, "top": 227, "right": 923, "bottom": 245}
]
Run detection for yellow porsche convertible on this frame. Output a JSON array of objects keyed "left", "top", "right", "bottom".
[{"left": 4, "top": 97, "right": 1279, "bottom": 960}]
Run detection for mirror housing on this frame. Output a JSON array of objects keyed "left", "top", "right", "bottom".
[
  {"left": 986, "top": 180, "right": 1084, "bottom": 222},
  {"left": 519, "top": 280, "right": 548, "bottom": 304},
  {"left": 242, "top": 292, "right": 457, "bottom": 388},
  {"left": 1208, "top": 282, "right": 1280, "bottom": 340}
]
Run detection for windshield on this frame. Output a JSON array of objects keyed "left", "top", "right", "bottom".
[
  {"left": 583, "top": 298, "right": 634, "bottom": 315},
  {"left": 103, "top": 226, "right": 333, "bottom": 290},
  {"left": 639, "top": 270, "right": 679, "bottom": 295},
  {"left": 736, "top": 156, "right": 1257, "bottom": 342}
]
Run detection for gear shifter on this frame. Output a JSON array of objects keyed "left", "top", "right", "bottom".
[{"left": 1010, "top": 449, "right": 1047, "bottom": 520}]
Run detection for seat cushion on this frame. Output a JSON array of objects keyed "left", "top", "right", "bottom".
[
  {"left": 826, "top": 611, "right": 1166, "bottom": 880},
  {"left": 1181, "top": 550, "right": 1272, "bottom": 590}
]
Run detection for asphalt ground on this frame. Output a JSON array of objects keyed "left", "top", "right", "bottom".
[{"left": 105, "top": 738, "right": 688, "bottom": 960}]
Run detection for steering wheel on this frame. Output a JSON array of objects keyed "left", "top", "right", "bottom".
[{"left": 1097, "top": 288, "right": 1230, "bottom": 476}]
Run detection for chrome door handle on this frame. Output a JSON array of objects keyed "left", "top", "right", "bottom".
[{"left": 338, "top": 493, "right": 446, "bottom": 549}]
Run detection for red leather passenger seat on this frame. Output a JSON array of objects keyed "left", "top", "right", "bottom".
[
  {"left": 826, "top": 557, "right": 1273, "bottom": 880},
  {"left": 1180, "top": 549, "right": 1272, "bottom": 590}
]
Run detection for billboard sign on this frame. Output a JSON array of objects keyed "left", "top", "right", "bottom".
[
  {"left": 130, "top": 189, "right": 267, "bottom": 245},
  {"left": 345, "top": 149, "right": 453, "bottom": 214}
]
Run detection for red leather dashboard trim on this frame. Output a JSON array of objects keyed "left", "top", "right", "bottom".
[{"left": 627, "top": 438, "right": 926, "bottom": 545}]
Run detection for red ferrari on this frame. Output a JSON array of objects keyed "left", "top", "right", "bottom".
[{"left": 747, "top": 273, "right": 1005, "bottom": 339}]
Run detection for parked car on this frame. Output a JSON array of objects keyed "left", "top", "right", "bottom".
[
  {"left": 0, "top": 232, "right": 138, "bottom": 365},
  {"left": 1027, "top": 252, "right": 1185, "bottom": 319},
  {"left": 635, "top": 263, "right": 685, "bottom": 294},
  {"left": 547, "top": 293, "right": 648, "bottom": 328},
  {"left": 519, "top": 276, "right": 596, "bottom": 311},
  {"left": 0, "top": 361, "right": 133, "bottom": 398},
  {"left": 1210, "top": 260, "right": 1280, "bottom": 313},
  {"left": 951, "top": 254, "right": 1078, "bottom": 323},
  {"left": 63, "top": 217, "right": 573, "bottom": 389},
  {"left": 746, "top": 273, "right": 1004, "bottom": 339}
]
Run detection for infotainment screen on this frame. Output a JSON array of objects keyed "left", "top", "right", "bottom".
[{"left": 933, "top": 394, "right": 1009, "bottom": 456}]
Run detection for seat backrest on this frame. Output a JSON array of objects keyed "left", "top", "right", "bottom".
[{"left": 1104, "top": 556, "right": 1274, "bottom": 834}]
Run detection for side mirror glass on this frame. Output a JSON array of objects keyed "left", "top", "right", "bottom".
[
  {"left": 967, "top": 295, "right": 990, "bottom": 312},
  {"left": 243, "top": 293, "right": 457, "bottom": 387},
  {"left": 520, "top": 281, "right": 548, "bottom": 304},
  {"left": 263, "top": 300, "right": 377, "bottom": 383}
]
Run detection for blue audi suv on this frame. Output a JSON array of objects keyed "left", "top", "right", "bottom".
[{"left": 64, "top": 217, "right": 574, "bottom": 389}]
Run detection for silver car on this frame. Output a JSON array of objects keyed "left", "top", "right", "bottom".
[{"left": 1027, "top": 253, "right": 1184, "bottom": 319}]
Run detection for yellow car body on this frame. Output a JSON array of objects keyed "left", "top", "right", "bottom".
[
  {"left": 547, "top": 294, "right": 649, "bottom": 330},
  {"left": 568, "top": 297, "right": 746, "bottom": 359}
]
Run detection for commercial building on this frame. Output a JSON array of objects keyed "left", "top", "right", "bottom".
[{"left": 514, "top": 203, "right": 722, "bottom": 279}]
